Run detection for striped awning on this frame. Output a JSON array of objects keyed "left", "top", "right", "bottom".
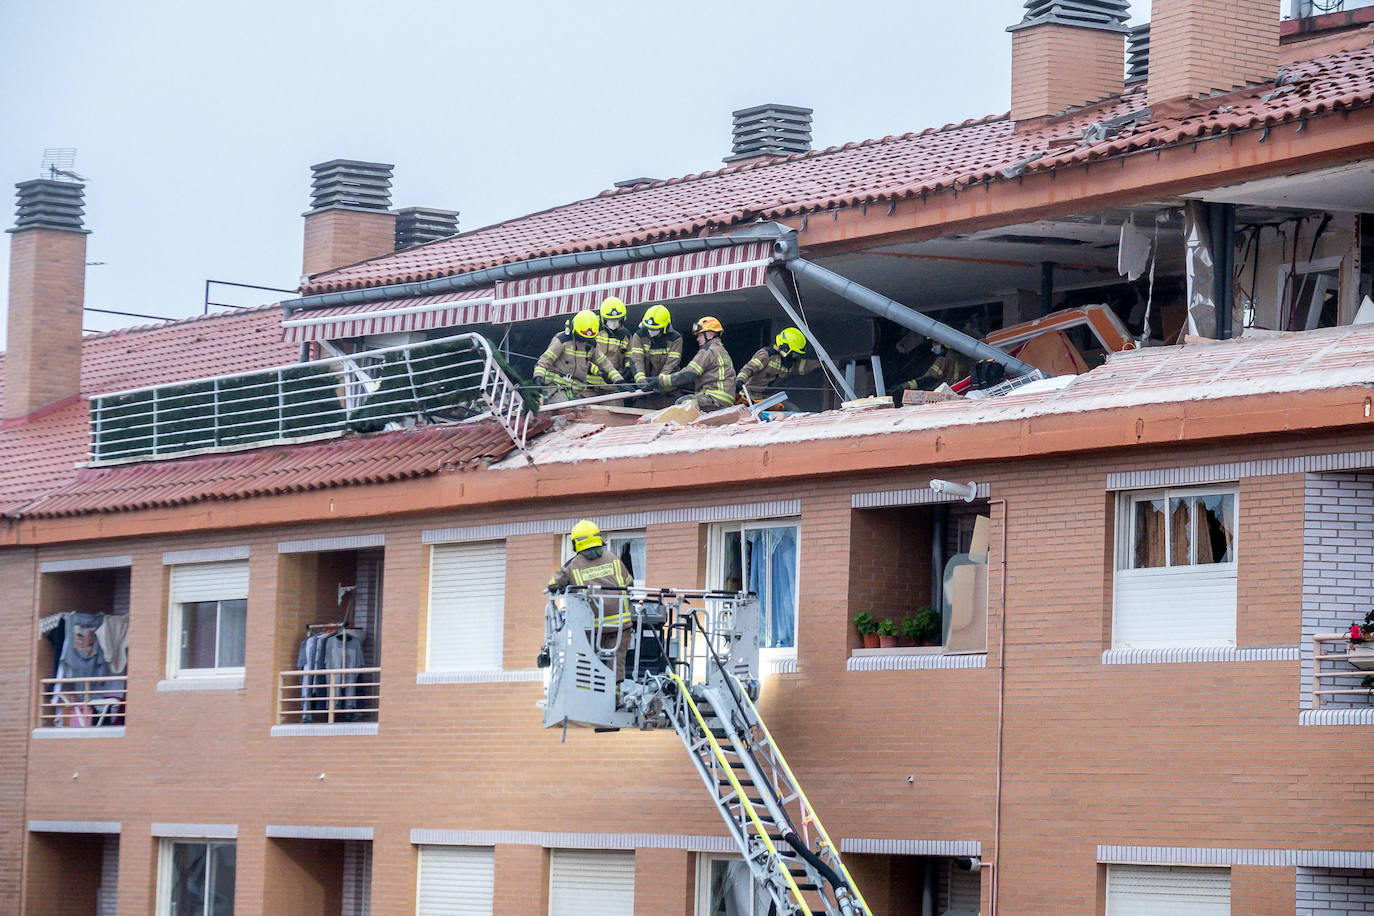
[
  {"left": 281, "top": 240, "right": 775, "bottom": 342},
  {"left": 281, "top": 289, "right": 495, "bottom": 343}
]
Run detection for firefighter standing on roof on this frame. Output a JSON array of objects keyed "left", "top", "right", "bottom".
[
  {"left": 548, "top": 520, "right": 634, "bottom": 684},
  {"left": 736, "top": 327, "right": 819, "bottom": 400},
  {"left": 628, "top": 304, "right": 683, "bottom": 407},
  {"left": 587, "top": 297, "right": 632, "bottom": 393},
  {"left": 532, "top": 309, "right": 631, "bottom": 404},
  {"left": 651, "top": 316, "right": 736, "bottom": 411}
]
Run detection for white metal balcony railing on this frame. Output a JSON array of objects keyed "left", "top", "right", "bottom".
[
  {"left": 277, "top": 667, "right": 381, "bottom": 724},
  {"left": 1312, "top": 632, "right": 1374, "bottom": 708},
  {"left": 88, "top": 332, "right": 537, "bottom": 465},
  {"left": 39, "top": 676, "right": 128, "bottom": 728}
]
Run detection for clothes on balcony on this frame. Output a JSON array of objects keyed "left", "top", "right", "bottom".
[
  {"left": 296, "top": 627, "right": 366, "bottom": 722},
  {"left": 53, "top": 611, "right": 124, "bottom": 726},
  {"left": 96, "top": 612, "right": 130, "bottom": 675}
]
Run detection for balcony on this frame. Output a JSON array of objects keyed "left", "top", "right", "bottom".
[
  {"left": 277, "top": 668, "right": 381, "bottom": 725},
  {"left": 88, "top": 332, "right": 535, "bottom": 465},
  {"left": 39, "top": 676, "right": 128, "bottom": 730},
  {"left": 1312, "top": 632, "right": 1374, "bottom": 709}
]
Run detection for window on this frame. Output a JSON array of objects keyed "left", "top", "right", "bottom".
[
  {"left": 1105, "top": 864, "right": 1229, "bottom": 914},
  {"left": 416, "top": 845, "right": 494, "bottom": 915},
  {"left": 168, "top": 562, "right": 249, "bottom": 678},
  {"left": 696, "top": 854, "right": 768, "bottom": 916},
  {"left": 561, "top": 530, "right": 646, "bottom": 588},
  {"left": 158, "top": 841, "right": 236, "bottom": 916},
  {"left": 427, "top": 541, "right": 506, "bottom": 672},
  {"left": 1114, "top": 487, "right": 1238, "bottom": 649},
  {"left": 548, "top": 849, "right": 634, "bottom": 916},
  {"left": 711, "top": 522, "right": 799, "bottom": 651}
]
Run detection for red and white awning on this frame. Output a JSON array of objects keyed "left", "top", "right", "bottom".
[
  {"left": 281, "top": 241, "right": 775, "bottom": 342},
  {"left": 281, "top": 289, "right": 495, "bottom": 343}
]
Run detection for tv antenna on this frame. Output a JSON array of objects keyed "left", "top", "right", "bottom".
[{"left": 40, "top": 148, "right": 85, "bottom": 182}]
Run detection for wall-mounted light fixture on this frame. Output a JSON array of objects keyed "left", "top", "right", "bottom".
[{"left": 929, "top": 479, "right": 980, "bottom": 502}]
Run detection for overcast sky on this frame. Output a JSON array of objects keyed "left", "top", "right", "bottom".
[{"left": 0, "top": 0, "right": 1150, "bottom": 346}]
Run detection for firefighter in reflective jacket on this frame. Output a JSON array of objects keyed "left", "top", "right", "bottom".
[
  {"left": 548, "top": 520, "right": 634, "bottom": 684},
  {"left": 533, "top": 310, "right": 630, "bottom": 404},
  {"left": 628, "top": 304, "right": 683, "bottom": 408},
  {"left": 736, "top": 327, "right": 819, "bottom": 399},
  {"left": 587, "top": 297, "right": 633, "bottom": 393},
  {"left": 650, "top": 316, "right": 736, "bottom": 411}
]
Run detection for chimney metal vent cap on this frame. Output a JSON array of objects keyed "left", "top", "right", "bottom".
[
  {"left": 1008, "top": 0, "right": 1131, "bottom": 32},
  {"left": 9, "top": 178, "right": 89, "bottom": 233}
]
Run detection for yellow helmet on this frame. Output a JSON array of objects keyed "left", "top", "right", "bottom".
[
  {"left": 570, "top": 519, "right": 603, "bottom": 552},
  {"left": 692, "top": 316, "right": 723, "bottom": 336},
  {"left": 600, "top": 297, "right": 627, "bottom": 322},
  {"left": 572, "top": 310, "right": 600, "bottom": 339},
  {"left": 640, "top": 304, "right": 671, "bottom": 332},
  {"left": 775, "top": 327, "right": 807, "bottom": 355}
]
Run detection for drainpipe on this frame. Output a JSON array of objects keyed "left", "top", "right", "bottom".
[
  {"left": 1209, "top": 203, "right": 1236, "bottom": 339},
  {"left": 775, "top": 240, "right": 1038, "bottom": 378}
]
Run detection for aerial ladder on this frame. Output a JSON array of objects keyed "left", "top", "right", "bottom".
[{"left": 538, "top": 586, "right": 872, "bottom": 916}]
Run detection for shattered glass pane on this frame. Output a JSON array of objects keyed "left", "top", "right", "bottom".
[
  {"left": 1132, "top": 498, "right": 1166, "bottom": 568},
  {"left": 1169, "top": 498, "right": 1192, "bottom": 567},
  {"left": 1193, "top": 494, "right": 1235, "bottom": 564}
]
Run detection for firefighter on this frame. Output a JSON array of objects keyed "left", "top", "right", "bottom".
[
  {"left": 735, "top": 327, "right": 819, "bottom": 400},
  {"left": 532, "top": 310, "right": 631, "bottom": 404},
  {"left": 548, "top": 520, "right": 634, "bottom": 686},
  {"left": 627, "top": 305, "right": 683, "bottom": 408},
  {"left": 899, "top": 341, "right": 968, "bottom": 392},
  {"left": 587, "top": 296, "right": 632, "bottom": 393},
  {"left": 650, "top": 316, "right": 736, "bottom": 411}
]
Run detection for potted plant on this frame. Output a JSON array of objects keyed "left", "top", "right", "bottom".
[
  {"left": 1347, "top": 611, "right": 1374, "bottom": 670},
  {"left": 908, "top": 605, "right": 941, "bottom": 647},
  {"left": 898, "top": 616, "right": 920, "bottom": 647},
  {"left": 878, "top": 618, "right": 899, "bottom": 649},
  {"left": 854, "top": 612, "right": 880, "bottom": 649}
]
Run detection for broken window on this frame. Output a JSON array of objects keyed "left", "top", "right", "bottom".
[
  {"left": 1128, "top": 491, "right": 1235, "bottom": 570},
  {"left": 712, "top": 522, "right": 799, "bottom": 651}
]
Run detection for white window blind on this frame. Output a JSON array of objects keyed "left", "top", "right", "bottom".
[
  {"left": 170, "top": 561, "right": 249, "bottom": 603},
  {"left": 548, "top": 849, "right": 634, "bottom": 916},
  {"left": 1106, "top": 865, "right": 1230, "bottom": 915},
  {"left": 416, "top": 845, "right": 494, "bottom": 916},
  {"left": 427, "top": 542, "right": 506, "bottom": 672},
  {"left": 943, "top": 860, "right": 981, "bottom": 914}
]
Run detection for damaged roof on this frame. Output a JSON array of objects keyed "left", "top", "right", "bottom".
[{"left": 303, "top": 43, "right": 1374, "bottom": 295}]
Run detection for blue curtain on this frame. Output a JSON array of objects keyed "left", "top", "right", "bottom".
[{"left": 746, "top": 527, "right": 797, "bottom": 648}]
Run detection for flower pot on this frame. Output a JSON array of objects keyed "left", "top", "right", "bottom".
[
  {"left": 879, "top": 635, "right": 899, "bottom": 649},
  {"left": 863, "top": 633, "right": 881, "bottom": 649}
]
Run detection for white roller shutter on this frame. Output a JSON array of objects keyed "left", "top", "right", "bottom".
[
  {"left": 428, "top": 541, "right": 506, "bottom": 672},
  {"left": 1113, "top": 565, "right": 1237, "bottom": 648},
  {"left": 416, "top": 845, "right": 494, "bottom": 916},
  {"left": 1107, "top": 865, "right": 1230, "bottom": 915},
  {"left": 548, "top": 849, "right": 635, "bottom": 916},
  {"left": 942, "top": 860, "right": 981, "bottom": 914},
  {"left": 170, "top": 561, "right": 250, "bottom": 603}
]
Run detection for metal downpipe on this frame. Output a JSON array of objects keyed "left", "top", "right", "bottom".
[{"left": 778, "top": 252, "right": 1039, "bottom": 378}]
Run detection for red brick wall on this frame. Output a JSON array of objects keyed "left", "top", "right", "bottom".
[
  {"left": 1011, "top": 23, "right": 1125, "bottom": 122},
  {"left": 302, "top": 209, "right": 397, "bottom": 278},
  {"left": 1149, "top": 0, "right": 1280, "bottom": 104},
  {"left": 3, "top": 228, "right": 85, "bottom": 419},
  {"left": 22, "top": 831, "right": 102, "bottom": 915},
  {"left": 848, "top": 506, "right": 934, "bottom": 646}
]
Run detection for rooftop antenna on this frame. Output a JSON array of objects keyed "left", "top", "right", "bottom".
[{"left": 40, "top": 148, "right": 85, "bottom": 182}]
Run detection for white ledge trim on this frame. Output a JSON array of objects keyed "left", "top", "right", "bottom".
[
  {"left": 841, "top": 838, "right": 981, "bottom": 856},
  {"left": 1103, "top": 646, "right": 1299, "bottom": 665},
  {"left": 1106, "top": 449, "right": 1374, "bottom": 490},
  {"left": 270, "top": 723, "right": 379, "bottom": 737},
  {"left": 267, "top": 825, "right": 374, "bottom": 840},
  {"left": 852, "top": 484, "right": 991, "bottom": 509},
  {"left": 152, "top": 822, "right": 237, "bottom": 839},
  {"left": 278, "top": 534, "right": 385, "bottom": 554},
  {"left": 157, "top": 676, "right": 245, "bottom": 692},
  {"left": 29, "top": 820, "right": 121, "bottom": 834},
  {"left": 847, "top": 653, "right": 987, "bottom": 671},
  {"left": 33, "top": 726, "right": 125, "bottom": 739},
  {"left": 162, "top": 546, "right": 250, "bottom": 565},
  {"left": 1099, "top": 845, "right": 1374, "bottom": 869},
  {"left": 423, "top": 500, "right": 801, "bottom": 544},
  {"left": 1300, "top": 707, "right": 1374, "bottom": 726},
  {"left": 417, "top": 669, "right": 543, "bottom": 684},
  {"left": 40, "top": 555, "right": 132, "bottom": 573},
  {"left": 410, "top": 829, "right": 734, "bottom": 851}
]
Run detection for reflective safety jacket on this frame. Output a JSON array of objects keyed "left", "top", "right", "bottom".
[
  {"left": 549, "top": 547, "right": 633, "bottom": 626},
  {"left": 627, "top": 329, "right": 683, "bottom": 384},
  {"left": 588, "top": 326, "right": 631, "bottom": 386},
  {"left": 736, "top": 346, "right": 819, "bottom": 394},
  {"left": 659, "top": 336, "right": 735, "bottom": 410},
  {"left": 534, "top": 332, "right": 625, "bottom": 395}
]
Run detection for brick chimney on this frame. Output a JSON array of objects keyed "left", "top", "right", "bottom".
[
  {"left": 1148, "top": 0, "right": 1280, "bottom": 106},
  {"left": 1008, "top": 0, "right": 1130, "bottom": 123},
  {"left": 4, "top": 179, "right": 88, "bottom": 420},
  {"left": 301, "top": 159, "right": 396, "bottom": 279}
]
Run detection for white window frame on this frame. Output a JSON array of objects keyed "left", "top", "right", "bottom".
[
  {"left": 425, "top": 540, "right": 507, "bottom": 674},
  {"left": 166, "top": 562, "right": 249, "bottom": 680},
  {"left": 1112, "top": 486, "right": 1239, "bottom": 650},
  {"left": 156, "top": 839, "right": 236, "bottom": 916},
  {"left": 560, "top": 529, "right": 647, "bottom": 588},
  {"left": 695, "top": 853, "right": 766, "bottom": 916},
  {"left": 708, "top": 519, "right": 801, "bottom": 660}
]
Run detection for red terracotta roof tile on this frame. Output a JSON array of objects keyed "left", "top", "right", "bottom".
[
  {"left": 303, "top": 46, "right": 1374, "bottom": 295},
  {"left": 22, "top": 421, "right": 519, "bottom": 518}
]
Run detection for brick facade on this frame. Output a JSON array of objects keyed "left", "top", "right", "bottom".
[
  {"left": 1010, "top": 23, "right": 1125, "bottom": 123},
  {"left": 302, "top": 209, "right": 398, "bottom": 279},
  {"left": 3, "top": 228, "right": 86, "bottom": 420},
  {"left": 1149, "top": 0, "right": 1281, "bottom": 105}
]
